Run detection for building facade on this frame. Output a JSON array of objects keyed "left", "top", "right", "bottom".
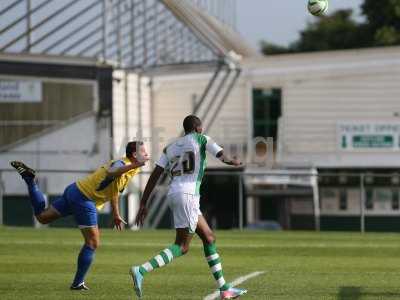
[
  {"left": 2, "top": 46, "right": 400, "bottom": 231},
  {"left": 148, "top": 46, "right": 400, "bottom": 231}
]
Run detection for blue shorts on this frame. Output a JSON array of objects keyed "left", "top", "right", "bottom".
[{"left": 51, "top": 183, "right": 98, "bottom": 228}]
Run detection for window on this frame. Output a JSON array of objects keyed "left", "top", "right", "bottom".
[
  {"left": 365, "top": 189, "right": 374, "bottom": 210},
  {"left": 252, "top": 88, "right": 282, "bottom": 140},
  {"left": 339, "top": 189, "right": 347, "bottom": 210},
  {"left": 392, "top": 189, "right": 399, "bottom": 210}
]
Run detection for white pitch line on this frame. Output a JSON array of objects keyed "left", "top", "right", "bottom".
[{"left": 203, "top": 271, "right": 265, "bottom": 300}]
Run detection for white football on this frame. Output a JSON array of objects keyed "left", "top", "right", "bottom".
[{"left": 308, "top": 0, "right": 329, "bottom": 16}]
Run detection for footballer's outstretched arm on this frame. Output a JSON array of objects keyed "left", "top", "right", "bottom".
[
  {"left": 205, "top": 135, "right": 242, "bottom": 167},
  {"left": 216, "top": 150, "right": 242, "bottom": 166},
  {"left": 140, "top": 165, "right": 164, "bottom": 206},
  {"left": 135, "top": 165, "right": 165, "bottom": 226},
  {"left": 107, "top": 160, "right": 146, "bottom": 178}
]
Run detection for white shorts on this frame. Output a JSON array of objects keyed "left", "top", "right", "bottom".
[{"left": 167, "top": 192, "right": 202, "bottom": 233}]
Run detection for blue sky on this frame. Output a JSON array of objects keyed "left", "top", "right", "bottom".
[{"left": 236, "top": 0, "right": 364, "bottom": 48}]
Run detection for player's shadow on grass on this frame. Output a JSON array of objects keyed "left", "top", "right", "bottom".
[{"left": 338, "top": 286, "right": 400, "bottom": 299}]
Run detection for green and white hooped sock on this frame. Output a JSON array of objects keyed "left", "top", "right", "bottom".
[
  {"left": 204, "top": 243, "right": 230, "bottom": 291},
  {"left": 139, "top": 244, "right": 182, "bottom": 275}
]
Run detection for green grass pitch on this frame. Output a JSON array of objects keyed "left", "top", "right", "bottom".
[{"left": 1, "top": 226, "right": 400, "bottom": 299}]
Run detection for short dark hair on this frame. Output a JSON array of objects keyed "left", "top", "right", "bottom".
[
  {"left": 126, "top": 141, "right": 143, "bottom": 158},
  {"left": 183, "top": 115, "right": 202, "bottom": 133}
]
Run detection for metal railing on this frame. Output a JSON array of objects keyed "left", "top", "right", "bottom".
[
  {"left": 0, "top": 0, "right": 236, "bottom": 68},
  {"left": 2, "top": 167, "right": 400, "bottom": 233}
]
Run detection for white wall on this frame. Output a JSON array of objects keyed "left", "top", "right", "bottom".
[
  {"left": 0, "top": 114, "right": 110, "bottom": 195},
  {"left": 112, "top": 71, "right": 152, "bottom": 157},
  {"left": 151, "top": 72, "right": 250, "bottom": 167},
  {"left": 113, "top": 46, "right": 400, "bottom": 170},
  {"left": 112, "top": 70, "right": 152, "bottom": 199},
  {"left": 246, "top": 46, "right": 400, "bottom": 168}
]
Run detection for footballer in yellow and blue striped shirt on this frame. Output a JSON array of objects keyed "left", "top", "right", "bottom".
[{"left": 10, "top": 141, "right": 149, "bottom": 290}]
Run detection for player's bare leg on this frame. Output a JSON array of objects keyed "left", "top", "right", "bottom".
[
  {"left": 70, "top": 226, "right": 99, "bottom": 290},
  {"left": 36, "top": 207, "right": 61, "bottom": 224},
  {"left": 130, "top": 228, "right": 192, "bottom": 298},
  {"left": 196, "top": 215, "right": 215, "bottom": 244},
  {"left": 174, "top": 228, "right": 194, "bottom": 254},
  {"left": 196, "top": 216, "right": 247, "bottom": 299},
  {"left": 80, "top": 226, "right": 100, "bottom": 253}
]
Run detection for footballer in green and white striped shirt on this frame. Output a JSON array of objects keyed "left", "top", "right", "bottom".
[{"left": 130, "top": 115, "right": 247, "bottom": 299}]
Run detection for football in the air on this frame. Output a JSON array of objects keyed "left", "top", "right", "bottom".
[{"left": 307, "top": 0, "right": 329, "bottom": 16}]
